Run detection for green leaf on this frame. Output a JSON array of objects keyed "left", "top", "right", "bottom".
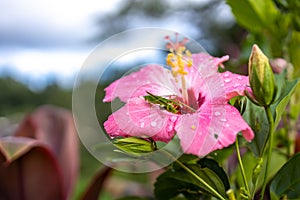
[
  {"left": 232, "top": 151, "right": 286, "bottom": 193},
  {"left": 209, "top": 146, "right": 234, "bottom": 164},
  {"left": 177, "top": 154, "right": 199, "bottom": 164},
  {"left": 243, "top": 101, "right": 269, "bottom": 157},
  {"left": 154, "top": 164, "right": 226, "bottom": 200},
  {"left": 290, "top": 86, "right": 300, "bottom": 120},
  {"left": 113, "top": 137, "right": 156, "bottom": 157},
  {"left": 270, "top": 153, "right": 300, "bottom": 199},
  {"left": 244, "top": 74, "right": 299, "bottom": 157},
  {"left": 198, "top": 158, "right": 230, "bottom": 191},
  {"left": 288, "top": 31, "right": 300, "bottom": 77},
  {"left": 116, "top": 196, "right": 153, "bottom": 200},
  {"left": 271, "top": 78, "right": 300, "bottom": 128},
  {"left": 227, "top": 0, "right": 279, "bottom": 32}
]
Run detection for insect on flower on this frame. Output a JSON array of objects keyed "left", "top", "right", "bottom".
[
  {"left": 144, "top": 91, "right": 181, "bottom": 114},
  {"left": 103, "top": 34, "right": 254, "bottom": 156}
]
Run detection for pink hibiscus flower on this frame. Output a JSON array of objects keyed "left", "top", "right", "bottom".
[{"left": 103, "top": 41, "right": 254, "bottom": 157}]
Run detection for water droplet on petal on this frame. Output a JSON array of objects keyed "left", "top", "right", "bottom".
[
  {"left": 224, "top": 78, "right": 231, "bottom": 83},
  {"left": 214, "top": 111, "right": 221, "bottom": 116},
  {"left": 151, "top": 121, "right": 157, "bottom": 127},
  {"left": 234, "top": 83, "right": 241, "bottom": 88},
  {"left": 220, "top": 118, "right": 227, "bottom": 122},
  {"left": 237, "top": 76, "right": 243, "bottom": 80},
  {"left": 225, "top": 123, "right": 230, "bottom": 127},
  {"left": 140, "top": 122, "right": 145, "bottom": 128},
  {"left": 223, "top": 73, "right": 229, "bottom": 77},
  {"left": 221, "top": 83, "right": 225, "bottom": 87},
  {"left": 170, "top": 116, "right": 177, "bottom": 122}
]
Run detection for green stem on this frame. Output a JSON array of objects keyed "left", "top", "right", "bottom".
[
  {"left": 235, "top": 139, "right": 251, "bottom": 199},
  {"left": 162, "top": 150, "right": 226, "bottom": 200},
  {"left": 226, "top": 189, "right": 236, "bottom": 200},
  {"left": 260, "top": 106, "right": 275, "bottom": 200}
]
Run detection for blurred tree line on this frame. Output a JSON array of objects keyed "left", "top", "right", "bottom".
[
  {"left": 0, "top": 0, "right": 248, "bottom": 121},
  {"left": 94, "top": 0, "right": 245, "bottom": 57},
  {"left": 3, "top": 0, "right": 298, "bottom": 119},
  {"left": 0, "top": 77, "right": 72, "bottom": 116}
]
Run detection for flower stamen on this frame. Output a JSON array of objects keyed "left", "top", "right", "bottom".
[{"left": 165, "top": 33, "right": 193, "bottom": 104}]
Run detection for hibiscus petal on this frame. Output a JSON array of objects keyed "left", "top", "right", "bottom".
[
  {"left": 103, "top": 65, "right": 180, "bottom": 102},
  {"left": 104, "top": 97, "right": 179, "bottom": 142},
  {"left": 191, "top": 53, "right": 229, "bottom": 72},
  {"left": 175, "top": 112, "right": 213, "bottom": 156},
  {"left": 175, "top": 104, "right": 254, "bottom": 157},
  {"left": 210, "top": 105, "right": 254, "bottom": 151},
  {"left": 185, "top": 53, "right": 230, "bottom": 104},
  {"left": 220, "top": 71, "right": 250, "bottom": 100},
  {"left": 186, "top": 54, "right": 250, "bottom": 105}
]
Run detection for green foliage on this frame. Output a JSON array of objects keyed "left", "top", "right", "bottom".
[
  {"left": 198, "top": 158, "right": 230, "bottom": 191},
  {"left": 231, "top": 151, "right": 286, "bottom": 196},
  {"left": 0, "top": 77, "right": 72, "bottom": 116},
  {"left": 95, "top": 83, "right": 118, "bottom": 126},
  {"left": 113, "top": 137, "right": 157, "bottom": 157},
  {"left": 229, "top": 96, "right": 247, "bottom": 115},
  {"left": 227, "top": 0, "right": 300, "bottom": 70},
  {"left": 227, "top": 0, "right": 280, "bottom": 33},
  {"left": 288, "top": 32, "right": 300, "bottom": 75},
  {"left": 0, "top": 77, "right": 38, "bottom": 115},
  {"left": 243, "top": 71, "right": 299, "bottom": 157},
  {"left": 247, "top": 45, "right": 277, "bottom": 106},
  {"left": 95, "top": 0, "right": 245, "bottom": 56},
  {"left": 270, "top": 153, "right": 300, "bottom": 199},
  {"left": 243, "top": 101, "right": 268, "bottom": 157},
  {"left": 116, "top": 196, "right": 153, "bottom": 200},
  {"left": 271, "top": 78, "right": 300, "bottom": 128},
  {"left": 154, "top": 157, "right": 228, "bottom": 200}
]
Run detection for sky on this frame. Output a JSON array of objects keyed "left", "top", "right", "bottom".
[
  {"left": 0, "top": 0, "right": 233, "bottom": 90},
  {"left": 0, "top": 0, "right": 122, "bottom": 89}
]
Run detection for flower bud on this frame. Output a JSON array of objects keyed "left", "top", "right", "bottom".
[
  {"left": 248, "top": 44, "right": 276, "bottom": 106},
  {"left": 113, "top": 137, "right": 156, "bottom": 157}
]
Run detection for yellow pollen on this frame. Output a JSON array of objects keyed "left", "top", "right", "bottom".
[
  {"left": 191, "top": 125, "right": 196, "bottom": 130},
  {"left": 165, "top": 39, "right": 193, "bottom": 77},
  {"left": 165, "top": 34, "right": 193, "bottom": 103}
]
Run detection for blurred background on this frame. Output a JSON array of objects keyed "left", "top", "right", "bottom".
[
  {"left": 0, "top": 0, "right": 260, "bottom": 199},
  {"left": 0, "top": 0, "right": 246, "bottom": 116}
]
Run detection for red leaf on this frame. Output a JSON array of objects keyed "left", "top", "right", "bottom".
[
  {"left": 0, "top": 136, "right": 65, "bottom": 200},
  {"left": 80, "top": 166, "right": 113, "bottom": 200},
  {"left": 14, "top": 105, "right": 79, "bottom": 199}
]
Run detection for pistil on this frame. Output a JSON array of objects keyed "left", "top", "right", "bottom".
[
  {"left": 165, "top": 34, "right": 192, "bottom": 104},
  {"left": 181, "top": 74, "right": 188, "bottom": 104}
]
